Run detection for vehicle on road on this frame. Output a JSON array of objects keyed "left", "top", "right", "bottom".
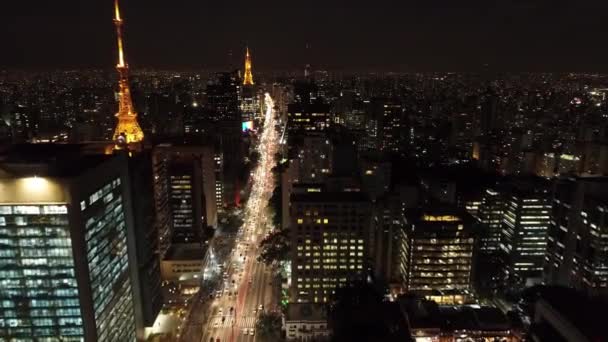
[{"left": 249, "top": 328, "right": 255, "bottom": 336}]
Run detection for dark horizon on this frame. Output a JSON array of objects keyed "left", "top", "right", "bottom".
[{"left": 2, "top": 0, "right": 608, "bottom": 72}]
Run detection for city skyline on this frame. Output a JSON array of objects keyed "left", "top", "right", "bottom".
[
  {"left": 2, "top": 2, "right": 608, "bottom": 341},
  {"left": 2, "top": 0, "right": 608, "bottom": 71}
]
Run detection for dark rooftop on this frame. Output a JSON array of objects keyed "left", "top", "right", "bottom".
[
  {"left": 535, "top": 286, "right": 608, "bottom": 341},
  {"left": 400, "top": 296, "right": 511, "bottom": 333},
  {"left": 165, "top": 243, "right": 206, "bottom": 261},
  {"left": 291, "top": 191, "right": 370, "bottom": 203},
  {"left": 0, "top": 143, "right": 115, "bottom": 178},
  {"left": 285, "top": 303, "right": 327, "bottom": 322}
]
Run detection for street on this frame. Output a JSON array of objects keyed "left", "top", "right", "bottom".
[{"left": 200, "top": 93, "right": 280, "bottom": 342}]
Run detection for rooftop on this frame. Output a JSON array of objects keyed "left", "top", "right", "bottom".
[
  {"left": 164, "top": 243, "right": 206, "bottom": 261},
  {"left": 291, "top": 191, "right": 370, "bottom": 203},
  {"left": 400, "top": 296, "right": 511, "bottom": 333},
  {"left": 0, "top": 143, "right": 115, "bottom": 178},
  {"left": 404, "top": 206, "right": 475, "bottom": 226},
  {"left": 534, "top": 286, "right": 608, "bottom": 341},
  {"left": 286, "top": 303, "right": 327, "bottom": 322}
]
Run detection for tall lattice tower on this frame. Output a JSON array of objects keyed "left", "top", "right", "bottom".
[
  {"left": 243, "top": 47, "right": 254, "bottom": 86},
  {"left": 112, "top": 0, "right": 144, "bottom": 148}
]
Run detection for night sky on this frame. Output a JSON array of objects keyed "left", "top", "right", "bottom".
[{"left": 2, "top": 0, "right": 608, "bottom": 71}]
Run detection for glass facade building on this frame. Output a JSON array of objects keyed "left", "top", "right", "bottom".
[
  {"left": 399, "top": 210, "right": 475, "bottom": 292},
  {"left": 82, "top": 178, "right": 135, "bottom": 341},
  {"left": 0, "top": 147, "right": 137, "bottom": 341},
  {"left": 0, "top": 204, "right": 83, "bottom": 340},
  {"left": 500, "top": 182, "right": 551, "bottom": 284},
  {"left": 478, "top": 188, "right": 504, "bottom": 253}
]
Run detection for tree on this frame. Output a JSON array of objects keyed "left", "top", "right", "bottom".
[
  {"left": 268, "top": 185, "right": 282, "bottom": 228},
  {"left": 256, "top": 311, "right": 282, "bottom": 341},
  {"left": 258, "top": 229, "right": 290, "bottom": 266}
]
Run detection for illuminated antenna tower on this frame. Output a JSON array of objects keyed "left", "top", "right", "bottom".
[
  {"left": 112, "top": 0, "right": 144, "bottom": 148},
  {"left": 243, "top": 47, "right": 254, "bottom": 86}
]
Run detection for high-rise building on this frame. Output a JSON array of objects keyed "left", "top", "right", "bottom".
[
  {"left": 544, "top": 177, "right": 608, "bottom": 296},
  {"left": 240, "top": 48, "right": 259, "bottom": 125},
  {"left": 205, "top": 71, "right": 244, "bottom": 207},
  {"left": 289, "top": 192, "right": 371, "bottom": 303},
  {"left": 372, "top": 98, "right": 404, "bottom": 154},
  {"left": 295, "top": 133, "right": 333, "bottom": 184},
  {"left": 111, "top": 0, "right": 144, "bottom": 148},
  {"left": 371, "top": 194, "right": 404, "bottom": 286},
  {"left": 125, "top": 151, "right": 163, "bottom": 335},
  {"left": 0, "top": 145, "right": 136, "bottom": 341},
  {"left": 205, "top": 71, "right": 241, "bottom": 123},
  {"left": 287, "top": 102, "right": 331, "bottom": 133},
  {"left": 398, "top": 208, "right": 476, "bottom": 294},
  {"left": 478, "top": 188, "right": 504, "bottom": 253},
  {"left": 152, "top": 144, "right": 217, "bottom": 248},
  {"left": 500, "top": 179, "right": 551, "bottom": 285},
  {"left": 240, "top": 86, "right": 259, "bottom": 125}
]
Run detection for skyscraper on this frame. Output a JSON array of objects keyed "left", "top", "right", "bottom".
[
  {"left": 205, "top": 71, "right": 243, "bottom": 207},
  {"left": 0, "top": 145, "right": 136, "bottom": 341},
  {"left": 398, "top": 208, "right": 476, "bottom": 296},
  {"left": 111, "top": 0, "right": 144, "bottom": 148},
  {"left": 287, "top": 102, "right": 331, "bottom": 133},
  {"left": 478, "top": 187, "right": 504, "bottom": 253},
  {"left": 240, "top": 48, "right": 259, "bottom": 126},
  {"left": 152, "top": 144, "right": 217, "bottom": 247},
  {"left": 544, "top": 176, "right": 608, "bottom": 296},
  {"left": 124, "top": 150, "right": 163, "bottom": 337},
  {"left": 289, "top": 191, "right": 371, "bottom": 303},
  {"left": 500, "top": 179, "right": 551, "bottom": 286}
]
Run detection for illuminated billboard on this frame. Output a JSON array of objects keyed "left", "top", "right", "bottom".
[{"left": 242, "top": 121, "right": 254, "bottom": 132}]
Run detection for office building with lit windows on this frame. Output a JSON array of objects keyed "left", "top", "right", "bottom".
[
  {"left": 287, "top": 102, "right": 331, "bottom": 133},
  {"left": 500, "top": 179, "right": 551, "bottom": 285},
  {"left": 152, "top": 144, "right": 217, "bottom": 248},
  {"left": 478, "top": 188, "right": 504, "bottom": 253},
  {"left": 289, "top": 192, "right": 371, "bottom": 303},
  {"left": 544, "top": 177, "right": 608, "bottom": 296},
  {"left": 398, "top": 208, "right": 476, "bottom": 294},
  {"left": 0, "top": 145, "right": 136, "bottom": 341},
  {"left": 296, "top": 133, "right": 333, "bottom": 184},
  {"left": 369, "top": 98, "right": 404, "bottom": 154}
]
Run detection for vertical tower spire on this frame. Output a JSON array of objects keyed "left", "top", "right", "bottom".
[
  {"left": 112, "top": 0, "right": 144, "bottom": 148},
  {"left": 243, "top": 46, "right": 254, "bottom": 86}
]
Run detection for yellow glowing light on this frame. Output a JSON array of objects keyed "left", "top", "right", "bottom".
[
  {"left": 422, "top": 215, "right": 461, "bottom": 222},
  {"left": 297, "top": 218, "right": 303, "bottom": 224},
  {"left": 23, "top": 176, "right": 47, "bottom": 192},
  {"left": 111, "top": 0, "right": 144, "bottom": 147},
  {"left": 243, "top": 47, "right": 254, "bottom": 85},
  {"left": 114, "top": 0, "right": 121, "bottom": 21},
  {"left": 24, "top": 176, "right": 45, "bottom": 190},
  {"left": 117, "top": 38, "right": 125, "bottom": 68}
]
